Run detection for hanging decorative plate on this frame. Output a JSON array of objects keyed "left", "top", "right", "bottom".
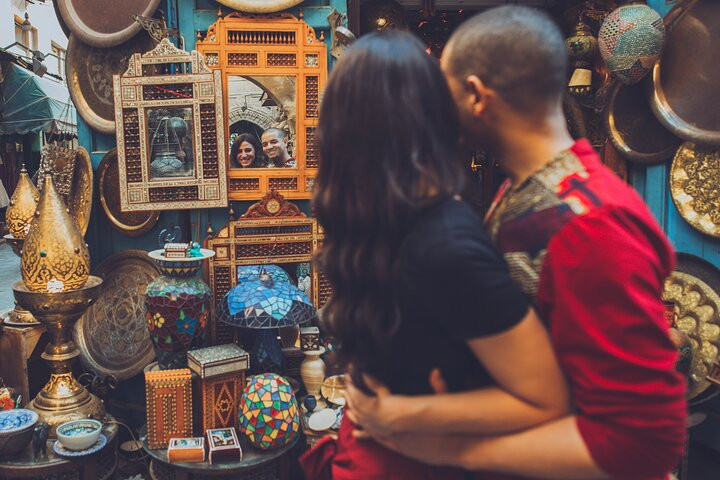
[
  {"left": 74, "top": 250, "right": 161, "bottom": 380},
  {"left": 69, "top": 147, "right": 93, "bottom": 236},
  {"left": 670, "top": 143, "right": 720, "bottom": 238},
  {"left": 56, "top": 0, "right": 162, "bottom": 48},
  {"left": 663, "top": 253, "right": 720, "bottom": 399},
  {"left": 216, "top": 0, "right": 305, "bottom": 14},
  {"left": 66, "top": 32, "right": 157, "bottom": 134},
  {"left": 98, "top": 149, "right": 160, "bottom": 237},
  {"left": 606, "top": 78, "right": 680, "bottom": 164},
  {"left": 651, "top": 0, "right": 720, "bottom": 146},
  {"left": 52, "top": 0, "right": 71, "bottom": 38},
  {"left": 53, "top": 433, "right": 108, "bottom": 457}
]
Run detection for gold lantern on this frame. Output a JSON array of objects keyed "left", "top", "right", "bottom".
[
  {"left": 21, "top": 175, "right": 90, "bottom": 293},
  {"left": 6, "top": 166, "right": 39, "bottom": 239}
]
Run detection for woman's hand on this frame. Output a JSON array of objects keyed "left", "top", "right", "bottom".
[{"left": 344, "top": 374, "right": 410, "bottom": 438}]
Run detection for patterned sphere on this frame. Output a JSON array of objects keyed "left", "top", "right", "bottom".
[
  {"left": 599, "top": 4, "right": 665, "bottom": 85},
  {"left": 239, "top": 373, "right": 300, "bottom": 450}
]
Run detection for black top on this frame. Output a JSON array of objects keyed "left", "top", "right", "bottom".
[{"left": 373, "top": 198, "right": 529, "bottom": 395}]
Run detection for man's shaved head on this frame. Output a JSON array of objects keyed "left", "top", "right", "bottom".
[{"left": 445, "top": 6, "right": 568, "bottom": 114}]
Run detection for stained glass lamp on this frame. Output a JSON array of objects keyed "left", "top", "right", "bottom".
[
  {"left": 217, "top": 274, "right": 315, "bottom": 372},
  {"left": 239, "top": 373, "right": 300, "bottom": 450},
  {"left": 236, "top": 264, "right": 291, "bottom": 284}
]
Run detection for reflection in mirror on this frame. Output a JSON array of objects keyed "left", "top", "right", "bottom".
[
  {"left": 147, "top": 107, "right": 195, "bottom": 179},
  {"left": 227, "top": 75, "right": 297, "bottom": 169}
]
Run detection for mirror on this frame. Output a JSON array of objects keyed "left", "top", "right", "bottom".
[
  {"left": 146, "top": 106, "right": 196, "bottom": 179},
  {"left": 227, "top": 75, "right": 297, "bottom": 169}
]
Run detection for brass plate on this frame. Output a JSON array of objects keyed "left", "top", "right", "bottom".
[
  {"left": 664, "top": 253, "right": 720, "bottom": 399},
  {"left": 606, "top": 79, "right": 680, "bottom": 164},
  {"left": 66, "top": 32, "right": 156, "bottom": 134},
  {"left": 216, "top": 0, "right": 304, "bottom": 14},
  {"left": 320, "top": 375, "right": 346, "bottom": 406},
  {"left": 57, "top": 0, "right": 162, "bottom": 48},
  {"left": 70, "top": 147, "right": 93, "bottom": 236},
  {"left": 53, "top": 0, "right": 71, "bottom": 38},
  {"left": 98, "top": 149, "right": 160, "bottom": 237},
  {"left": 670, "top": 143, "right": 720, "bottom": 237},
  {"left": 651, "top": 0, "right": 720, "bottom": 146},
  {"left": 74, "top": 251, "right": 160, "bottom": 380}
]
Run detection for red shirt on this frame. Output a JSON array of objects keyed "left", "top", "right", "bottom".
[{"left": 486, "top": 140, "right": 687, "bottom": 479}]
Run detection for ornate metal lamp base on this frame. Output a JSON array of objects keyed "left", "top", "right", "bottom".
[{"left": 12, "top": 276, "right": 106, "bottom": 437}]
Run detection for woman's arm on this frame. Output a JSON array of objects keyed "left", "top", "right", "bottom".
[{"left": 345, "top": 307, "right": 570, "bottom": 435}]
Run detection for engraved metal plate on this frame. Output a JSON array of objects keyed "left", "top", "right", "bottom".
[
  {"left": 70, "top": 147, "right": 93, "bottom": 236},
  {"left": 664, "top": 253, "right": 720, "bottom": 399},
  {"left": 74, "top": 250, "right": 160, "bottom": 380},
  {"left": 670, "top": 143, "right": 720, "bottom": 238}
]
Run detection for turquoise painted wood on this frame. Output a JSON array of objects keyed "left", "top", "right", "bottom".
[{"left": 78, "top": 0, "right": 345, "bottom": 264}]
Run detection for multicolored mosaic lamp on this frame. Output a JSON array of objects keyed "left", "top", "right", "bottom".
[
  {"left": 239, "top": 373, "right": 300, "bottom": 450},
  {"left": 216, "top": 273, "right": 315, "bottom": 372}
]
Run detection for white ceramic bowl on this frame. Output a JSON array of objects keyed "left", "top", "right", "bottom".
[{"left": 56, "top": 419, "right": 102, "bottom": 451}]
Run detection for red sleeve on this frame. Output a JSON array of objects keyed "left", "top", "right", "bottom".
[{"left": 537, "top": 206, "right": 687, "bottom": 479}]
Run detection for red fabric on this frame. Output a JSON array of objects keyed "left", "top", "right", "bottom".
[
  {"left": 300, "top": 417, "right": 469, "bottom": 480},
  {"left": 532, "top": 141, "right": 686, "bottom": 479}
]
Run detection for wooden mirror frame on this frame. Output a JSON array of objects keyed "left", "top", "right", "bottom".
[
  {"left": 113, "top": 39, "right": 229, "bottom": 211},
  {"left": 205, "top": 191, "right": 330, "bottom": 345},
  {"left": 196, "top": 12, "right": 327, "bottom": 200}
]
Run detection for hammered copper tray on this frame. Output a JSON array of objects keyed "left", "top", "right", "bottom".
[
  {"left": 651, "top": 0, "right": 720, "bottom": 146},
  {"left": 664, "top": 252, "right": 720, "bottom": 399},
  {"left": 57, "top": 0, "right": 162, "bottom": 48},
  {"left": 670, "top": 143, "right": 720, "bottom": 238},
  {"left": 66, "top": 32, "right": 156, "bottom": 134},
  {"left": 74, "top": 250, "right": 160, "bottom": 381},
  {"left": 98, "top": 149, "right": 160, "bottom": 237},
  {"left": 606, "top": 79, "right": 680, "bottom": 164},
  {"left": 70, "top": 147, "right": 93, "bottom": 236}
]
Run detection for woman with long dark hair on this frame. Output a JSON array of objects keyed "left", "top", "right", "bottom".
[
  {"left": 229, "top": 133, "right": 266, "bottom": 168},
  {"left": 302, "top": 32, "right": 569, "bottom": 479}
]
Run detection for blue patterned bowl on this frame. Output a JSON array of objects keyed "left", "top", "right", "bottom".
[
  {"left": 0, "top": 409, "right": 38, "bottom": 456},
  {"left": 56, "top": 419, "right": 102, "bottom": 451}
]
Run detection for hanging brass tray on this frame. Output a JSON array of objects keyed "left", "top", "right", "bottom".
[
  {"left": 70, "top": 147, "right": 93, "bottom": 236},
  {"left": 57, "top": 0, "right": 162, "bottom": 48},
  {"left": 651, "top": 0, "right": 720, "bottom": 146},
  {"left": 98, "top": 149, "right": 160, "bottom": 237},
  {"left": 606, "top": 79, "right": 680, "bottom": 164},
  {"left": 670, "top": 143, "right": 720, "bottom": 238},
  {"left": 664, "top": 253, "right": 720, "bottom": 399},
  {"left": 216, "top": 0, "right": 304, "bottom": 14},
  {"left": 66, "top": 32, "right": 156, "bottom": 134},
  {"left": 74, "top": 250, "right": 160, "bottom": 381},
  {"left": 53, "top": 0, "right": 71, "bottom": 38}
]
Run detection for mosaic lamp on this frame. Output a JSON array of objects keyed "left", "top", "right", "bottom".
[
  {"left": 239, "top": 373, "right": 300, "bottom": 450},
  {"left": 216, "top": 273, "right": 315, "bottom": 373},
  {"left": 598, "top": 1, "right": 665, "bottom": 85},
  {"left": 236, "top": 264, "right": 291, "bottom": 284}
]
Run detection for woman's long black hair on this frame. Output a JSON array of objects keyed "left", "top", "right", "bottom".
[
  {"left": 313, "top": 31, "right": 466, "bottom": 390},
  {"left": 230, "top": 133, "right": 266, "bottom": 168}
]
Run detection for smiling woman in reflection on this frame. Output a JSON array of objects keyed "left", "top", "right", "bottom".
[
  {"left": 230, "top": 133, "right": 266, "bottom": 168},
  {"left": 261, "top": 128, "right": 296, "bottom": 168}
]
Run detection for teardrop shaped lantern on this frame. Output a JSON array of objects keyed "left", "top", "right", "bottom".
[
  {"left": 599, "top": 2, "right": 665, "bottom": 85},
  {"left": 21, "top": 175, "right": 90, "bottom": 293},
  {"left": 6, "top": 166, "right": 39, "bottom": 239}
]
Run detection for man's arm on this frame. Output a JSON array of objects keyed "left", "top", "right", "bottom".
[{"left": 373, "top": 416, "right": 609, "bottom": 480}]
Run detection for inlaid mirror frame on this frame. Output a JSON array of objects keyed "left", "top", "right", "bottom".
[{"left": 196, "top": 12, "right": 327, "bottom": 200}]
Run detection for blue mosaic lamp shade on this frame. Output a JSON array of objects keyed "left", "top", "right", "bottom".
[
  {"left": 237, "top": 265, "right": 291, "bottom": 284},
  {"left": 599, "top": 3, "right": 665, "bottom": 85},
  {"left": 217, "top": 275, "right": 316, "bottom": 329}
]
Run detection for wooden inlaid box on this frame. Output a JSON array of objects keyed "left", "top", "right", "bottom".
[
  {"left": 188, "top": 344, "right": 249, "bottom": 431},
  {"left": 145, "top": 368, "right": 193, "bottom": 449}
]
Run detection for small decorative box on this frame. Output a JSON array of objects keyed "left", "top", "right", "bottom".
[
  {"left": 188, "top": 344, "right": 249, "bottom": 431},
  {"left": 164, "top": 243, "right": 190, "bottom": 258},
  {"left": 300, "top": 326, "right": 320, "bottom": 351},
  {"left": 145, "top": 369, "right": 193, "bottom": 449},
  {"left": 207, "top": 427, "right": 242, "bottom": 464},
  {"left": 167, "top": 437, "right": 205, "bottom": 463}
]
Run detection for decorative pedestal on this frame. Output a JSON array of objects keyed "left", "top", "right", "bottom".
[
  {"left": 2, "top": 235, "right": 38, "bottom": 326},
  {"left": 301, "top": 347, "right": 326, "bottom": 409},
  {"left": 12, "top": 276, "right": 106, "bottom": 436},
  {"left": 145, "top": 249, "right": 215, "bottom": 370}
]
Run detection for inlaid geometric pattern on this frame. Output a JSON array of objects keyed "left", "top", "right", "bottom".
[
  {"left": 305, "top": 76, "right": 319, "bottom": 118},
  {"left": 268, "top": 178, "right": 298, "bottom": 191},
  {"left": 306, "top": 127, "right": 318, "bottom": 168},
  {"left": 228, "top": 31, "right": 296, "bottom": 45},
  {"left": 230, "top": 178, "right": 261, "bottom": 191},
  {"left": 228, "top": 52, "right": 258, "bottom": 66},
  {"left": 267, "top": 53, "right": 296, "bottom": 66}
]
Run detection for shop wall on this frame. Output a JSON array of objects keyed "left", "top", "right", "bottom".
[{"left": 79, "top": 0, "right": 346, "bottom": 265}]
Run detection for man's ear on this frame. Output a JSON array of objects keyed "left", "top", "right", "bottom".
[{"left": 466, "top": 75, "right": 494, "bottom": 117}]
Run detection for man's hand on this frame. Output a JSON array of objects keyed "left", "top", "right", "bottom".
[
  {"left": 344, "top": 373, "right": 409, "bottom": 439},
  {"left": 372, "top": 432, "right": 467, "bottom": 466}
]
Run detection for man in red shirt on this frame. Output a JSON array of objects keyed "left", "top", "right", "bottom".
[{"left": 345, "top": 6, "right": 686, "bottom": 479}]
